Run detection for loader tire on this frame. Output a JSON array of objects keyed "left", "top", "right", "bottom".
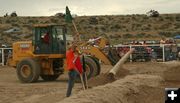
[
  {"left": 17, "top": 58, "right": 41, "bottom": 83},
  {"left": 76, "top": 56, "right": 95, "bottom": 82},
  {"left": 84, "top": 56, "right": 97, "bottom": 77},
  {"left": 40, "top": 74, "right": 60, "bottom": 81},
  {"left": 87, "top": 56, "right": 101, "bottom": 76}
]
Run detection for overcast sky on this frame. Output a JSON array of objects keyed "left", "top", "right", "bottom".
[{"left": 0, "top": 0, "right": 180, "bottom": 16}]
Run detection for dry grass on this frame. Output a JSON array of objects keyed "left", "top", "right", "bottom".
[{"left": 0, "top": 14, "right": 180, "bottom": 44}]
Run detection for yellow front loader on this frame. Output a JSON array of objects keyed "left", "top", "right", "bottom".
[{"left": 8, "top": 24, "right": 98, "bottom": 83}]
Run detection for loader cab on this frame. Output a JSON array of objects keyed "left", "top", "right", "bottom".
[{"left": 33, "top": 25, "right": 66, "bottom": 54}]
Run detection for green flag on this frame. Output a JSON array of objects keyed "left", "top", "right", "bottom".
[{"left": 65, "top": 6, "right": 73, "bottom": 23}]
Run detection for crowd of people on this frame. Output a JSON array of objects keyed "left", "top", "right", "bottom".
[
  {"left": 159, "top": 38, "right": 178, "bottom": 61},
  {"left": 117, "top": 38, "right": 179, "bottom": 62}
]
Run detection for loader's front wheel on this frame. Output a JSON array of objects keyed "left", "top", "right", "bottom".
[
  {"left": 17, "top": 58, "right": 41, "bottom": 83},
  {"left": 83, "top": 56, "right": 96, "bottom": 79},
  {"left": 87, "top": 56, "right": 101, "bottom": 76},
  {"left": 40, "top": 74, "right": 60, "bottom": 81},
  {"left": 75, "top": 56, "right": 95, "bottom": 82}
]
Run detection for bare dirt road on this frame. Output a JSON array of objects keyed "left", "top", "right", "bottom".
[
  {"left": 0, "top": 66, "right": 83, "bottom": 103},
  {"left": 1, "top": 62, "right": 180, "bottom": 103}
]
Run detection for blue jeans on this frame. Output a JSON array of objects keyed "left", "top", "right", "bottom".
[{"left": 66, "top": 69, "right": 77, "bottom": 97}]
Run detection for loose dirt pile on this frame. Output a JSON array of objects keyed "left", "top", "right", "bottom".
[
  {"left": 88, "top": 67, "right": 129, "bottom": 87},
  {"left": 59, "top": 74, "right": 164, "bottom": 103},
  {"left": 125, "top": 61, "right": 180, "bottom": 81},
  {"left": 162, "top": 62, "right": 180, "bottom": 81},
  {"left": 59, "top": 61, "right": 180, "bottom": 103}
]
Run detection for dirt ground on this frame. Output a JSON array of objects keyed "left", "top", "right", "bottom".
[
  {"left": 1, "top": 62, "right": 180, "bottom": 103},
  {"left": 0, "top": 66, "right": 81, "bottom": 103},
  {"left": 0, "top": 65, "right": 111, "bottom": 103}
]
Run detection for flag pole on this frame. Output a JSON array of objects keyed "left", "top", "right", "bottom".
[
  {"left": 82, "top": 55, "right": 88, "bottom": 89},
  {"left": 80, "top": 74, "right": 86, "bottom": 90},
  {"left": 65, "top": 6, "right": 81, "bottom": 42},
  {"left": 72, "top": 20, "right": 81, "bottom": 42}
]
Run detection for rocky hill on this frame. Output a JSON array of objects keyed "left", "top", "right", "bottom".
[{"left": 0, "top": 13, "right": 180, "bottom": 45}]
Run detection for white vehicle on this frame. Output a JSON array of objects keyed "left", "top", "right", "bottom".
[{"left": 146, "top": 10, "right": 159, "bottom": 17}]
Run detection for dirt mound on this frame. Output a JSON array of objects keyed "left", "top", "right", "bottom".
[
  {"left": 59, "top": 75, "right": 163, "bottom": 103},
  {"left": 126, "top": 61, "right": 180, "bottom": 81},
  {"left": 88, "top": 61, "right": 180, "bottom": 87},
  {"left": 88, "top": 67, "right": 130, "bottom": 87},
  {"left": 162, "top": 61, "right": 180, "bottom": 81}
]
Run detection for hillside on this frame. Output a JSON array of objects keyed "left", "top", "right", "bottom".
[{"left": 0, "top": 13, "right": 180, "bottom": 45}]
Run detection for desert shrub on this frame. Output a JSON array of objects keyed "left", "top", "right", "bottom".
[
  {"left": 12, "top": 36, "right": 19, "bottom": 40},
  {"left": 175, "top": 16, "right": 180, "bottom": 21},
  {"left": 109, "top": 34, "right": 121, "bottom": 39},
  {"left": 136, "top": 23, "right": 142, "bottom": 27},
  {"left": 121, "top": 17, "right": 125, "bottom": 20},
  {"left": 10, "top": 19, "right": 18, "bottom": 23},
  {"left": 141, "top": 25, "right": 151, "bottom": 31},
  {"left": 84, "top": 25, "right": 93, "bottom": 30},
  {"left": 159, "top": 17, "right": 164, "bottom": 21},
  {"left": 159, "top": 23, "right": 171, "bottom": 30},
  {"left": 109, "top": 34, "right": 114, "bottom": 38},
  {"left": 100, "top": 26, "right": 106, "bottom": 32},
  {"left": 113, "top": 24, "right": 121, "bottom": 29},
  {"left": 98, "top": 17, "right": 104, "bottom": 22},
  {"left": 145, "top": 34, "right": 152, "bottom": 38},
  {"left": 117, "top": 35, "right": 122, "bottom": 38},
  {"left": 147, "top": 24, "right": 151, "bottom": 27},
  {"left": 79, "top": 19, "right": 86, "bottom": 24},
  {"left": 123, "top": 33, "right": 133, "bottom": 38},
  {"left": 89, "top": 17, "right": 98, "bottom": 25},
  {"left": 28, "top": 19, "right": 38, "bottom": 24},
  {"left": 136, "top": 33, "right": 145, "bottom": 38},
  {"left": 131, "top": 23, "right": 141, "bottom": 30},
  {"left": 125, "top": 29, "right": 129, "bottom": 32},
  {"left": 50, "top": 18, "right": 58, "bottom": 23},
  {"left": 131, "top": 16, "right": 136, "bottom": 20},
  {"left": 159, "top": 32, "right": 173, "bottom": 37},
  {"left": 142, "top": 16, "right": 149, "bottom": 20},
  {"left": 107, "top": 16, "right": 113, "bottom": 21},
  {"left": 24, "top": 34, "right": 32, "bottom": 39},
  {"left": 23, "top": 24, "right": 32, "bottom": 30},
  {"left": 123, "top": 18, "right": 130, "bottom": 23},
  {"left": 5, "top": 19, "right": 11, "bottom": 23},
  {"left": 174, "top": 23, "right": 180, "bottom": 29},
  {"left": 11, "top": 23, "right": 20, "bottom": 27},
  {"left": 94, "top": 26, "right": 98, "bottom": 31},
  {"left": 164, "top": 16, "right": 174, "bottom": 21}
]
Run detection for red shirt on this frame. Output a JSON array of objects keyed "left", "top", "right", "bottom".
[
  {"left": 66, "top": 49, "right": 76, "bottom": 70},
  {"left": 74, "top": 56, "right": 83, "bottom": 74},
  {"left": 43, "top": 33, "right": 50, "bottom": 44}
]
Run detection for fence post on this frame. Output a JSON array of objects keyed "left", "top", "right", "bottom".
[
  {"left": 2, "top": 48, "right": 4, "bottom": 66},
  {"left": 162, "top": 45, "right": 165, "bottom": 62},
  {"left": 130, "top": 45, "right": 132, "bottom": 62}
]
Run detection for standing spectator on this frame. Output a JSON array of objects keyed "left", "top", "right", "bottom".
[
  {"left": 160, "top": 38, "right": 166, "bottom": 44},
  {"left": 171, "top": 44, "right": 178, "bottom": 60},
  {"left": 143, "top": 41, "right": 147, "bottom": 46},
  {"left": 160, "top": 38, "right": 166, "bottom": 47},
  {"left": 151, "top": 49, "right": 157, "bottom": 62},
  {"left": 164, "top": 39, "right": 171, "bottom": 61}
]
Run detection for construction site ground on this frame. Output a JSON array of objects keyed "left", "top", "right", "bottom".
[{"left": 1, "top": 62, "right": 180, "bottom": 103}]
